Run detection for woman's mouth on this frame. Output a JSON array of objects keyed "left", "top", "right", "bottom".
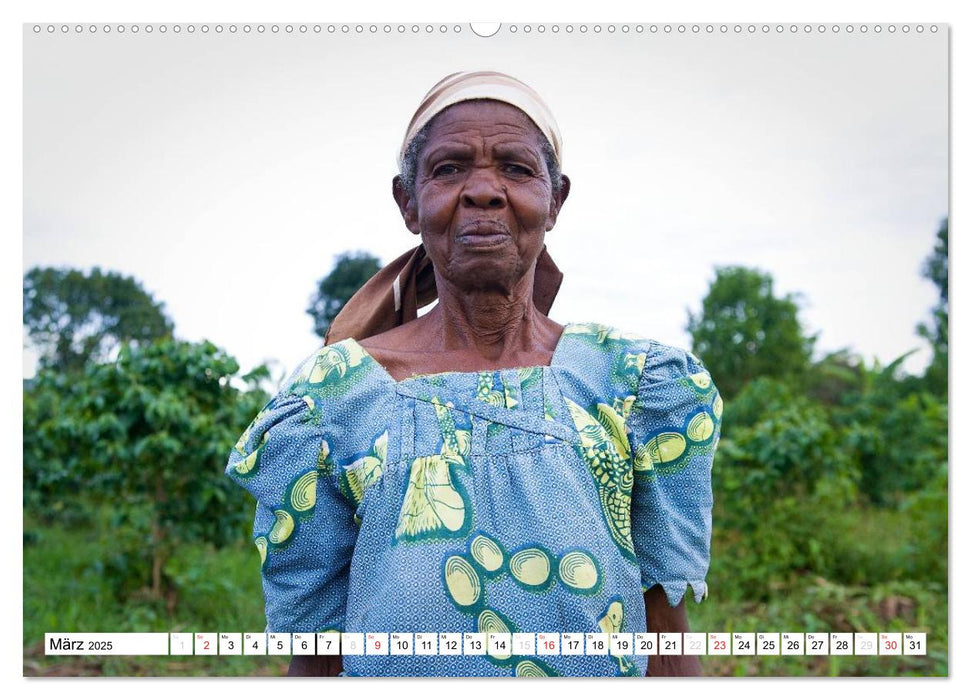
[{"left": 456, "top": 223, "right": 511, "bottom": 247}]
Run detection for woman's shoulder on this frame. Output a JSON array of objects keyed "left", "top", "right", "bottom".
[
  {"left": 280, "top": 339, "right": 376, "bottom": 392},
  {"left": 559, "top": 321, "right": 711, "bottom": 388},
  {"left": 558, "top": 321, "right": 652, "bottom": 364},
  {"left": 239, "top": 339, "right": 396, "bottom": 448},
  {"left": 227, "top": 340, "right": 397, "bottom": 486},
  {"left": 561, "top": 321, "right": 680, "bottom": 366}
]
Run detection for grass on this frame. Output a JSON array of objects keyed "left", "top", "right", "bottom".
[
  {"left": 694, "top": 501, "right": 948, "bottom": 677},
  {"left": 24, "top": 512, "right": 285, "bottom": 677},
  {"left": 689, "top": 581, "right": 947, "bottom": 676}
]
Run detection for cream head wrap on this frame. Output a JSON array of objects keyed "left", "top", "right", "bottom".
[{"left": 397, "top": 70, "right": 563, "bottom": 171}]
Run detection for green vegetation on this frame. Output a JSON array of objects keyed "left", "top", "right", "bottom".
[
  {"left": 23, "top": 265, "right": 276, "bottom": 675},
  {"left": 23, "top": 507, "right": 285, "bottom": 677},
  {"left": 916, "top": 219, "right": 948, "bottom": 397},
  {"left": 306, "top": 251, "right": 382, "bottom": 339},
  {"left": 23, "top": 226, "right": 948, "bottom": 676},
  {"left": 686, "top": 219, "right": 948, "bottom": 676},
  {"left": 24, "top": 338, "right": 268, "bottom": 600}
]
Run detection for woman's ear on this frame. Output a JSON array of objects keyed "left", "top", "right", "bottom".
[
  {"left": 546, "top": 174, "right": 571, "bottom": 231},
  {"left": 392, "top": 176, "right": 421, "bottom": 235}
]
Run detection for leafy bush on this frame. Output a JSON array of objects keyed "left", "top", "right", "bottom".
[
  {"left": 901, "top": 462, "right": 948, "bottom": 584},
  {"left": 831, "top": 356, "right": 947, "bottom": 506},
  {"left": 23, "top": 338, "right": 267, "bottom": 599}
]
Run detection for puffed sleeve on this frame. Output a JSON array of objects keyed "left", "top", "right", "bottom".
[
  {"left": 226, "top": 390, "right": 357, "bottom": 632},
  {"left": 626, "top": 342, "right": 722, "bottom": 607}
]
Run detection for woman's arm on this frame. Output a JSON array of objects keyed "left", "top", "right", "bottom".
[
  {"left": 288, "top": 654, "right": 343, "bottom": 676},
  {"left": 643, "top": 585, "right": 702, "bottom": 677}
]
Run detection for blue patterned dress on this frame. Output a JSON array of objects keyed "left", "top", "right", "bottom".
[{"left": 226, "top": 322, "right": 721, "bottom": 676}]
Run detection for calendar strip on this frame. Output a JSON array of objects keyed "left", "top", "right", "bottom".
[{"left": 46, "top": 632, "right": 927, "bottom": 656}]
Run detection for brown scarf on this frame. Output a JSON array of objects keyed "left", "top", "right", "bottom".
[{"left": 324, "top": 244, "right": 564, "bottom": 344}]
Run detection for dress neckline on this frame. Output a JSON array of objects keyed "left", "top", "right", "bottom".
[{"left": 344, "top": 322, "right": 577, "bottom": 386}]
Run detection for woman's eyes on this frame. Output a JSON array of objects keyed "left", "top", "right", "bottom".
[
  {"left": 431, "top": 163, "right": 534, "bottom": 177},
  {"left": 501, "top": 164, "right": 534, "bottom": 176},
  {"left": 432, "top": 164, "right": 461, "bottom": 177}
]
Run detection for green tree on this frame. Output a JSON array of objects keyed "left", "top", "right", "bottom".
[
  {"left": 830, "top": 352, "right": 947, "bottom": 506},
  {"left": 306, "top": 251, "right": 381, "bottom": 339},
  {"left": 687, "top": 266, "right": 815, "bottom": 398},
  {"left": 23, "top": 267, "right": 173, "bottom": 373},
  {"left": 804, "top": 349, "right": 866, "bottom": 407},
  {"left": 917, "top": 219, "right": 948, "bottom": 396},
  {"left": 23, "top": 338, "right": 268, "bottom": 599}
]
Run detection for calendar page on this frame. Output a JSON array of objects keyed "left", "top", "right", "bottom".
[{"left": 22, "top": 9, "right": 948, "bottom": 679}]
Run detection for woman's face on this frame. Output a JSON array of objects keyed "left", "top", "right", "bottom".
[{"left": 395, "top": 100, "right": 567, "bottom": 296}]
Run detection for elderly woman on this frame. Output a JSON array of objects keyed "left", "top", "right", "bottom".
[{"left": 227, "top": 71, "right": 721, "bottom": 677}]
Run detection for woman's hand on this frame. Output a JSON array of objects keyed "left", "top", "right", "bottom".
[{"left": 643, "top": 584, "right": 703, "bottom": 677}]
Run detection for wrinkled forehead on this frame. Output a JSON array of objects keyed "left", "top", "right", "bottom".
[{"left": 420, "top": 100, "right": 547, "bottom": 147}]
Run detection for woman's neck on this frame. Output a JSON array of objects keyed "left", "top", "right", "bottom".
[
  {"left": 356, "top": 268, "right": 564, "bottom": 380},
  {"left": 428, "top": 273, "right": 554, "bottom": 363}
]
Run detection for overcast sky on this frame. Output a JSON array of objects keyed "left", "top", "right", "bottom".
[{"left": 22, "top": 23, "right": 948, "bottom": 382}]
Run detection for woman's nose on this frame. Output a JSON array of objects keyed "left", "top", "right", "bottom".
[{"left": 461, "top": 168, "right": 506, "bottom": 209}]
